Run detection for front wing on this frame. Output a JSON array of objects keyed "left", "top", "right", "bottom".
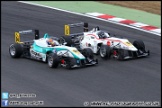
[{"left": 113, "top": 49, "right": 150, "bottom": 60}]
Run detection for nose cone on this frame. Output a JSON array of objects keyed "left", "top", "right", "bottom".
[
  {"left": 69, "top": 47, "right": 85, "bottom": 59},
  {"left": 129, "top": 46, "right": 138, "bottom": 51},
  {"left": 122, "top": 40, "right": 138, "bottom": 51}
]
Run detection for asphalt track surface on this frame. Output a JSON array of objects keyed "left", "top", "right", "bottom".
[{"left": 1, "top": 1, "right": 161, "bottom": 107}]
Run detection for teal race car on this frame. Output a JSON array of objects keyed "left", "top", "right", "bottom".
[{"left": 9, "top": 30, "right": 98, "bottom": 69}]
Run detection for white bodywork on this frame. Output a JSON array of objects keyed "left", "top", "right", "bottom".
[{"left": 79, "top": 29, "right": 137, "bottom": 54}]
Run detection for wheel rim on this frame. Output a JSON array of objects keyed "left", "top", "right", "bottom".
[
  {"left": 48, "top": 56, "right": 53, "bottom": 67},
  {"left": 10, "top": 45, "right": 16, "bottom": 56},
  {"left": 100, "top": 47, "right": 106, "bottom": 57}
]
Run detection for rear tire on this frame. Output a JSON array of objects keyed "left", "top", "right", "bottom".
[
  {"left": 48, "top": 53, "right": 59, "bottom": 68},
  {"left": 9, "top": 43, "right": 23, "bottom": 58},
  {"left": 100, "top": 45, "right": 111, "bottom": 59},
  {"left": 61, "top": 36, "right": 73, "bottom": 46}
]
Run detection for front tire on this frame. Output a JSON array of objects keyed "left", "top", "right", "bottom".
[
  {"left": 48, "top": 53, "right": 59, "bottom": 68},
  {"left": 117, "top": 49, "right": 125, "bottom": 60},
  {"left": 9, "top": 43, "right": 23, "bottom": 58},
  {"left": 81, "top": 48, "right": 94, "bottom": 59},
  {"left": 133, "top": 40, "right": 146, "bottom": 52},
  {"left": 100, "top": 45, "right": 111, "bottom": 59}
]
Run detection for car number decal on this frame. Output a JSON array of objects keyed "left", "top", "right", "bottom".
[
  {"left": 124, "top": 41, "right": 133, "bottom": 46},
  {"left": 72, "top": 50, "right": 80, "bottom": 54}
]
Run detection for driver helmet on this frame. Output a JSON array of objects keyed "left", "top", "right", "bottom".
[
  {"left": 96, "top": 26, "right": 100, "bottom": 31},
  {"left": 47, "top": 38, "right": 56, "bottom": 46}
]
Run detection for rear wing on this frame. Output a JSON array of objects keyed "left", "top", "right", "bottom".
[
  {"left": 15, "top": 29, "right": 39, "bottom": 43},
  {"left": 64, "top": 22, "right": 88, "bottom": 36}
]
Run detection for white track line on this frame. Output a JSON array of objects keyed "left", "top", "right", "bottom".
[{"left": 18, "top": 1, "right": 161, "bottom": 36}]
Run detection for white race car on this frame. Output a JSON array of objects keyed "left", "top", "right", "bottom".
[{"left": 62, "top": 22, "right": 150, "bottom": 60}]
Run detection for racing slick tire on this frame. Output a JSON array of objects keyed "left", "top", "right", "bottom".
[
  {"left": 61, "top": 36, "right": 73, "bottom": 46},
  {"left": 133, "top": 40, "right": 146, "bottom": 52},
  {"left": 81, "top": 48, "right": 94, "bottom": 59},
  {"left": 100, "top": 45, "right": 111, "bottom": 59},
  {"left": 48, "top": 53, "right": 59, "bottom": 68},
  {"left": 65, "top": 58, "right": 72, "bottom": 69},
  {"left": 117, "top": 49, "right": 125, "bottom": 60},
  {"left": 9, "top": 43, "right": 23, "bottom": 58}
]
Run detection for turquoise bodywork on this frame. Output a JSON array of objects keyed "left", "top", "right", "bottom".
[
  {"left": 32, "top": 42, "right": 53, "bottom": 54},
  {"left": 31, "top": 33, "right": 85, "bottom": 60},
  {"left": 32, "top": 33, "right": 54, "bottom": 54}
]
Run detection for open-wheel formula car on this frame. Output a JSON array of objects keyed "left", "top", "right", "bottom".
[
  {"left": 9, "top": 29, "right": 98, "bottom": 69},
  {"left": 61, "top": 22, "right": 150, "bottom": 60}
]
